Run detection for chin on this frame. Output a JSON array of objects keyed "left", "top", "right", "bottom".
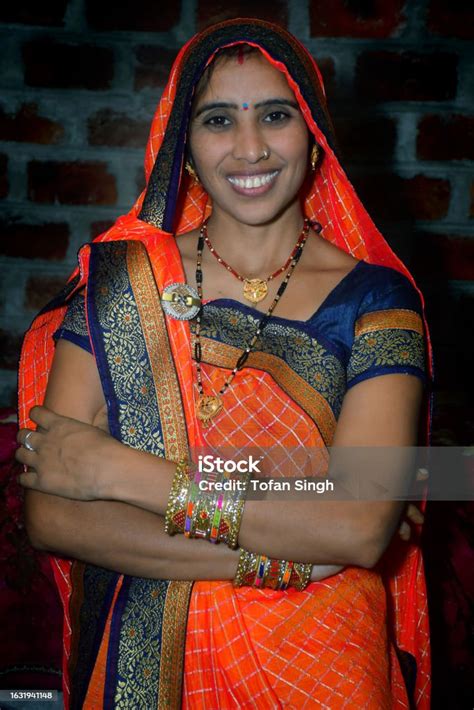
[{"left": 214, "top": 197, "right": 299, "bottom": 227}]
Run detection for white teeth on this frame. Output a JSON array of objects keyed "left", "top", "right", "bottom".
[{"left": 228, "top": 171, "right": 278, "bottom": 189}]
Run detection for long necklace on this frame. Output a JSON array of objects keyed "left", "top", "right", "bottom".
[
  {"left": 202, "top": 220, "right": 309, "bottom": 304},
  {"left": 194, "top": 219, "right": 310, "bottom": 427}
]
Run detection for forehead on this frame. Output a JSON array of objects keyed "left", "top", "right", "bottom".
[{"left": 195, "top": 52, "right": 296, "bottom": 104}]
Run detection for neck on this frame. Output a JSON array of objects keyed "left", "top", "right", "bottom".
[{"left": 205, "top": 205, "right": 306, "bottom": 278}]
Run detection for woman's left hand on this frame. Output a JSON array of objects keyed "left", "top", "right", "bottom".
[
  {"left": 15, "top": 405, "right": 113, "bottom": 500},
  {"left": 397, "top": 467, "right": 428, "bottom": 541}
]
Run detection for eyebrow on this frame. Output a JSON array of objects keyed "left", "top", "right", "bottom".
[{"left": 194, "top": 98, "right": 299, "bottom": 117}]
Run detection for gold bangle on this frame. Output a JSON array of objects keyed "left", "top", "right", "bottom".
[
  {"left": 233, "top": 548, "right": 259, "bottom": 587},
  {"left": 164, "top": 459, "right": 191, "bottom": 535},
  {"left": 292, "top": 562, "right": 313, "bottom": 591},
  {"left": 233, "top": 548, "right": 312, "bottom": 590},
  {"left": 223, "top": 473, "right": 251, "bottom": 549}
]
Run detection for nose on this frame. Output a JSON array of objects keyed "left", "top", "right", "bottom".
[{"left": 232, "top": 121, "right": 268, "bottom": 164}]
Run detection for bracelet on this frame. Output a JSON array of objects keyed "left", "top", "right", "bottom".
[
  {"left": 291, "top": 563, "right": 313, "bottom": 591},
  {"left": 165, "top": 462, "right": 251, "bottom": 549},
  {"left": 220, "top": 472, "right": 251, "bottom": 549},
  {"left": 164, "top": 459, "right": 192, "bottom": 535},
  {"left": 233, "top": 549, "right": 260, "bottom": 587},
  {"left": 233, "top": 548, "right": 313, "bottom": 591}
]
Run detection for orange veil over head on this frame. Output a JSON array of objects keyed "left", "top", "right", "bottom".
[{"left": 18, "top": 18, "right": 432, "bottom": 708}]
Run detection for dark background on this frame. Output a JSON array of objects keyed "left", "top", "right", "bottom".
[{"left": 0, "top": 1, "right": 473, "bottom": 707}]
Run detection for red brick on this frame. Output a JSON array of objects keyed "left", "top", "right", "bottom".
[
  {"left": 356, "top": 51, "right": 457, "bottom": 101},
  {"left": 353, "top": 174, "right": 450, "bottom": 221},
  {"left": 0, "top": 154, "right": 8, "bottom": 198},
  {"left": 310, "top": 0, "right": 405, "bottom": 38},
  {"left": 428, "top": 0, "right": 474, "bottom": 40},
  {"left": 134, "top": 46, "right": 179, "bottom": 90},
  {"left": 25, "top": 275, "right": 67, "bottom": 311},
  {"left": 0, "top": 1, "right": 68, "bottom": 26},
  {"left": 336, "top": 116, "right": 396, "bottom": 163},
  {"left": 0, "top": 221, "right": 69, "bottom": 260},
  {"left": 27, "top": 161, "right": 117, "bottom": 206},
  {"left": 23, "top": 40, "right": 114, "bottom": 90},
  {"left": 88, "top": 109, "right": 149, "bottom": 148},
  {"left": 413, "top": 233, "right": 474, "bottom": 280},
  {"left": 90, "top": 220, "right": 114, "bottom": 239},
  {"left": 0, "top": 329, "right": 23, "bottom": 370},
  {"left": 0, "top": 103, "right": 64, "bottom": 144},
  {"left": 417, "top": 115, "right": 474, "bottom": 161},
  {"left": 197, "top": 1, "right": 287, "bottom": 30},
  {"left": 86, "top": 0, "right": 180, "bottom": 31}
]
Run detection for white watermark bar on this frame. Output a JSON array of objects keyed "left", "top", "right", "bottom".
[
  {"left": 0, "top": 690, "right": 59, "bottom": 702},
  {"left": 186, "top": 446, "right": 474, "bottom": 501}
]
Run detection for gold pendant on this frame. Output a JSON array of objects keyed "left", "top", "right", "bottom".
[
  {"left": 243, "top": 279, "right": 268, "bottom": 304},
  {"left": 196, "top": 395, "right": 223, "bottom": 427}
]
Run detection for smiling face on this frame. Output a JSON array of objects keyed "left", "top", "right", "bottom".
[{"left": 188, "top": 50, "right": 310, "bottom": 227}]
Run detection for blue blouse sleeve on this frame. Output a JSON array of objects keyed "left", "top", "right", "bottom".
[
  {"left": 53, "top": 288, "right": 93, "bottom": 354},
  {"left": 346, "top": 270, "right": 426, "bottom": 389}
]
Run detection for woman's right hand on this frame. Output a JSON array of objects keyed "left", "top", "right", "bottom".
[{"left": 16, "top": 404, "right": 116, "bottom": 501}]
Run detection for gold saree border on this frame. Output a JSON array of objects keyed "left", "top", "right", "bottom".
[
  {"left": 126, "top": 240, "right": 192, "bottom": 710},
  {"left": 195, "top": 334, "right": 336, "bottom": 446},
  {"left": 126, "top": 241, "right": 189, "bottom": 463},
  {"left": 158, "top": 582, "right": 194, "bottom": 710},
  {"left": 355, "top": 309, "right": 423, "bottom": 337}
]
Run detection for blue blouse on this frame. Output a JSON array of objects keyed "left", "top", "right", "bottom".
[{"left": 54, "top": 260, "right": 426, "bottom": 440}]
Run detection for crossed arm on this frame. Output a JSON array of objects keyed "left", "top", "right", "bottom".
[{"left": 17, "top": 338, "right": 424, "bottom": 581}]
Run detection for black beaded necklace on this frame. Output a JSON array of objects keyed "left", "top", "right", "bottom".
[{"left": 194, "top": 218, "right": 311, "bottom": 427}]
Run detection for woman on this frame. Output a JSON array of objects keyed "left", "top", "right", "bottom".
[{"left": 16, "top": 19, "right": 431, "bottom": 709}]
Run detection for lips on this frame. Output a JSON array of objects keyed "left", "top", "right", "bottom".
[{"left": 226, "top": 170, "right": 279, "bottom": 195}]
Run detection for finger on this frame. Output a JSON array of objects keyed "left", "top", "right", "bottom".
[
  {"left": 29, "top": 404, "right": 56, "bottom": 431},
  {"left": 18, "top": 470, "right": 39, "bottom": 489},
  {"left": 406, "top": 503, "right": 424, "bottom": 525},
  {"left": 416, "top": 467, "right": 429, "bottom": 481},
  {"left": 17, "top": 427, "right": 32, "bottom": 444},
  {"left": 15, "top": 446, "right": 37, "bottom": 467},
  {"left": 17, "top": 428, "right": 42, "bottom": 451},
  {"left": 398, "top": 521, "right": 411, "bottom": 541}
]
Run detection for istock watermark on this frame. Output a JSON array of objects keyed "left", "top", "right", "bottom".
[{"left": 186, "top": 446, "right": 474, "bottom": 501}]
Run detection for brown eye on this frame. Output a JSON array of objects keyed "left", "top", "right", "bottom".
[
  {"left": 263, "top": 111, "right": 290, "bottom": 123},
  {"left": 204, "top": 115, "right": 231, "bottom": 128}
]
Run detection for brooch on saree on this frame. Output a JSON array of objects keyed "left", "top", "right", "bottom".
[{"left": 161, "top": 283, "right": 201, "bottom": 321}]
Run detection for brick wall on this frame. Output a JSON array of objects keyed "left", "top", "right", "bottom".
[{"left": 0, "top": 0, "right": 473, "bottom": 446}]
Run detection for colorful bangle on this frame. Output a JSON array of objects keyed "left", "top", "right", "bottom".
[
  {"left": 221, "top": 473, "right": 251, "bottom": 549},
  {"left": 279, "top": 561, "right": 294, "bottom": 590},
  {"left": 233, "top": 548, "right": 312, "bottom": 591},
  {"left": 164, "top": 459, "right": 191, "bottom": 535},
  {"left": 209, "top": 492, "right": 225, "bottom": 543},
  {"left": 254, "top": 555, "right": 270, "bottom": 587},
  {"left": 166, "top": 464, "right": 251, "bottom": 547}
]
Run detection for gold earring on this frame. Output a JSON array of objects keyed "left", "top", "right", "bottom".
[
  {"left": 310, "top": 144, "right": 320, "bottom": 171},
  {"left": 185, "top": 161, "right": 200, "bottom": 184}
]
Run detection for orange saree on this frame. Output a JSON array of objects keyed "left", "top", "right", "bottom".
[{"left": 18, "top": 19, "right": 432, "bottom": 709}]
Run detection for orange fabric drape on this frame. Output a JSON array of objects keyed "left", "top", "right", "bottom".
[{"left": 18, "top": 19, "right": 431, "bottom": 708}]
